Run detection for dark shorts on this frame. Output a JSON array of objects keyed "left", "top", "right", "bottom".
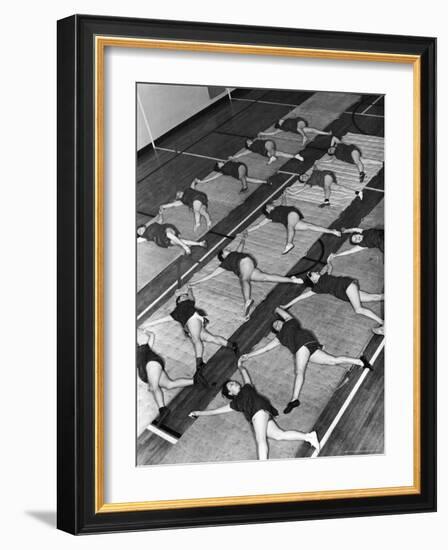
[{"left": 305, "top": 341, "right": 322, "bottom": 356}]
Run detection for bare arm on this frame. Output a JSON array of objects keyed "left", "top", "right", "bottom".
[
  {"left": 229, "top": 149, "right": 250, "bottom": 160},
  {"left": 189, "top": 404, "right": 233, "bottom": 418},
  {"left": 342, "top": 227, "right": 363, "bottom": 234},
  {"left": 159, "top": 200, "right": 183, "bottom": 211},
  {"left": 238, "top": 366, "right": 252, "bottom": 385},
  {"left": 282, "top": 290, "right": 315, "bottom": 309},
  {"left": 258, "top": 129, "right": 282, "bottom": 137},
  {"left": 141, "top": 315, "right": 173, "bottom": 328},
  {"left": 247, "top": 218, "right": 271, "bottom": 233},
  {"left": 329, "top": 246, "right": 364, "bottom": 260},
  {"left": 235, "top": 237, "right": 246, "bottom": 253},
  {"left": 195, "top": 173, "right": 221, "bottom": 185},
  {"left": 189, "top": 267, "right": 225, "bottom": 286},
  {"left": 239, "top": 338, "right": 280, "bottom": 363},
  {"left": 274, "top": 306, "right": 293, "bottom": 322}
]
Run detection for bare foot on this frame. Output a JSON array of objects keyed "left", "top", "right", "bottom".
[{"left": 282, "top": 243, "right": 295, "bottom": 255}]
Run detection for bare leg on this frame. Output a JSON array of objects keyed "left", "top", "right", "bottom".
[
  {"left": 201, "top": 328, "right": 229, "bottom": 348},
  {"left": 295, "top": 219, "right": 340, "bottom": 236},
  {"left": 199, "top": 205, "right": 212, "bottom": 228},
  {"left": 310, "top": 349, "right": 364, "bottom": 368},
  {"left": 192, "top": 200, "right": 202, "bottom": 232},
  {"left": 187, "top": 316, "right": 204, "bottom": 359},
  {"left": 147, "top": 363, "right": 165, "bottom": 408},
  {"left": 159, "top": 371, "right": 193, "bottom": 389},
  {"left": 346, "top": 283, "right": 383, "bottom": 324},
  {"left": 239, "top": 260, "right": 254, "bottom": 316},
  {"left": 166, "top": 232, "right": 191, "bottom": 254},
  {"left": 359, "top": 290, "right": 384, "bottom": 302},
  {"left": 323, "top": 175, "right": 333, "bottom": 201},
  {"left": 352, "top": 150, "right": 365, "bottom": 180},
  {"left": 267, "top": 419, "right": 315, "bottom": 445},
  {"left": 251, "top": 410, "right": 270, "bottom": 460},
  {"left": 283, "top": 221, "right": 296, "bottom": 254},
  {"left": 292, "top": 347, "right": 310, "bottom": 402},
  {"left": 251, "top": 267, "right": 301, "bottom": 285},
  {"left": 238, "top": 165, "right": 248, "bottom": 191},
  {"left": 181, "top": 238, "right": 207, "bottom": 248}
]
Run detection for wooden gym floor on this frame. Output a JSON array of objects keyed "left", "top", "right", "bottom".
[{"left": 136, "top": 87, "right": 384, "bottom": 465}]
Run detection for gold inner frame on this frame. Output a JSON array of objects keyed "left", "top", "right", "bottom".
[{"left": 94, "top": 36, "right": 421, "bottom": 513}]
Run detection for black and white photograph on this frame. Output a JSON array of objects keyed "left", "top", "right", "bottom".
[{"left": 135, "top": 84, "right": 385, "bottom": 466}]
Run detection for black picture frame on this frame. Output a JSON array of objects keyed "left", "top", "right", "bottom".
[{"left": 57, "top": 14, "right": 436, "bottom": 534}]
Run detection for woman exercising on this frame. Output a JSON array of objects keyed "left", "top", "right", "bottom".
[
  {"left": 142, "top": 287, "right": 238, "bottom": 387},
  {"left": 282, "top": 271, "right": 384, "bottom": 334},
  {"left": 327, "top": 227, "right": 384, "bottom": 273},
  {"left": 248, "top": 201, "right": 341, "bottom": 255},
  {"left": 137, "top": 213, "right": 207, "bottom": 255},
  {"left": 238, "top": 307, "right": 372, "bottom": 414},
  {"left": 189, "top": 364, "right": 319, "bottom": 460},
  {"left": 259, "top": 116, "right": 331, "bottom": 145},
  {"left": 190, "top": 233, "right": 302, "bottom": 319},
  {"left": 159, "top": 183, "right": 212, "bottom": 232},
  {"left": 327, "top": 135, "right": 366, "bottom": 183},
  {"left": 230, "top": 138, "right": 304, "bottom": 166},
  {"left": 137, "top": 328, "right": 194, "bottom": 420},
  {"left": 193, "top": 159, "right": 266, "bottom": 193}
]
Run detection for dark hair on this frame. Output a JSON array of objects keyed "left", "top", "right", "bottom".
[
  {"left": 217, "top": 250, "right": 225, "bottom": 263},
  {"left": 327, "top": 148, "right": 335, "bottom": 156},
  {"left": 271, "top": 322, "right": 281, "bottom": 335},
  {"left": 349, "top": 233, "right": 363, "bottom": 245},
  {"left": 175, "top": 293, "right": 189, "bottom": 305},
  {"left": 221, "top": 380, "right": 235, "bottom": 400},
  {"left": 137, "top": 225, "right": 146, "bottom": 237},
  {"left": 245, "top": 139, "right": 252, "bottom": 149},
  {"left": 262, "top": 203, "right": 274, "bottom": 217},
  {"left": 274, "top": 121, "right": 282, "bottom": 129},
  {"left": 214, "top": 162, "right": 221, "bottom": 173}
]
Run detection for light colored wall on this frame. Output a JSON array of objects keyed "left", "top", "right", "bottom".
[{"left": 137, "top": 84, "right": 230, "bottom": 150}]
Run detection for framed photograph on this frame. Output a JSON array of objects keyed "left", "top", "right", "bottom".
[{"left": 57, "top": 15, "right": 436, "bottom": 534}]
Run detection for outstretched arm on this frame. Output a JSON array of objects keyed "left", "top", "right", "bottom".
[
  {"left": 229, "top": 149, "right": 250, "bottom": 160},
  {"left": 194, "top": 173, "right": 221, "bottom": 185},
  {"left": 274, "top": 306, "right": 293, "bottom": 322},
  {"left": 235, "top": 236, "right": 246, "bottom": 253},
  {"left": 238, "top": 365, "right": 252, "bottom": 385},
  {"left": 159, "top": 200, "right": 183, "bottom": 211},
  {"left": 141, "top": 315, "right": 173, "bottom": 328},
  {"left": 258, "top": 129, "right": 282, "bottom": 137},
  {"left": 328, "top": 246, "right": 363, "bottom": 260},
  {"left": 281, "top": 290, "right": 315, "bottom": 309},
  {"left": 239, "top": 338, "right": 280, "bottom": 363},
  {"left": 189, "top": 267, "right": 225, "bottom": 286},
  {"left": 342, "top": 227, "right": 363, "bottom": 234},
  {"left": 189, "top": 404, "right": 233, "bottom": 418},
  {"left": 247, "top": 218, "right": 272, "bottom": 233}
]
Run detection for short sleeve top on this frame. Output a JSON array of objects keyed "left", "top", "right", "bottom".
[
  {"left": 216, "top": 161, "right": 246, "bottom": 179},
  {"left": 229, "top": 384, "right": 278, "bottom": 422},
  {"left": 313, "top": 274, "right": 356, "bottom": 302},
  {"left": 334, "top": 143, "right": 362, "bottom": 164},
  {"left": 219, "top": 252, "right": 255, "bottom": 276},
  {"left": 248, "top": 139, "right": 269, "bottom": 156},
  {"left": 307, "top": 169, "right": 337, "bottom": 188},
  {"left": 141, "top": 223, "right": 180, "bottom": 248},
  {"left": 360, "top": 228, "right": 384, "bottom": 252},
  {"left": 264, "top": 206, "right": 304, "bottom": 226},
  {"left": 181, "top": 188, "right": 208, "bottom": 208},
  {"left": 170, "top": 299, "right": 198, "bottom": 326},
  {"left": 277, "top": 319, "right": 321, "bottom": 354},
  {"left": 279, "top": 117, "right": 308, "bottom": 133}
]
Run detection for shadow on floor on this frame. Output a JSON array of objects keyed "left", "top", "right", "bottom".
[{"left": 25, "top": 510, "right": 56, "bottom": 528}]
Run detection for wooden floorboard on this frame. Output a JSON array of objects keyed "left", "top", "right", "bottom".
[{"left": 137, "top": 167, "right": 384, "bottom": 465}]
